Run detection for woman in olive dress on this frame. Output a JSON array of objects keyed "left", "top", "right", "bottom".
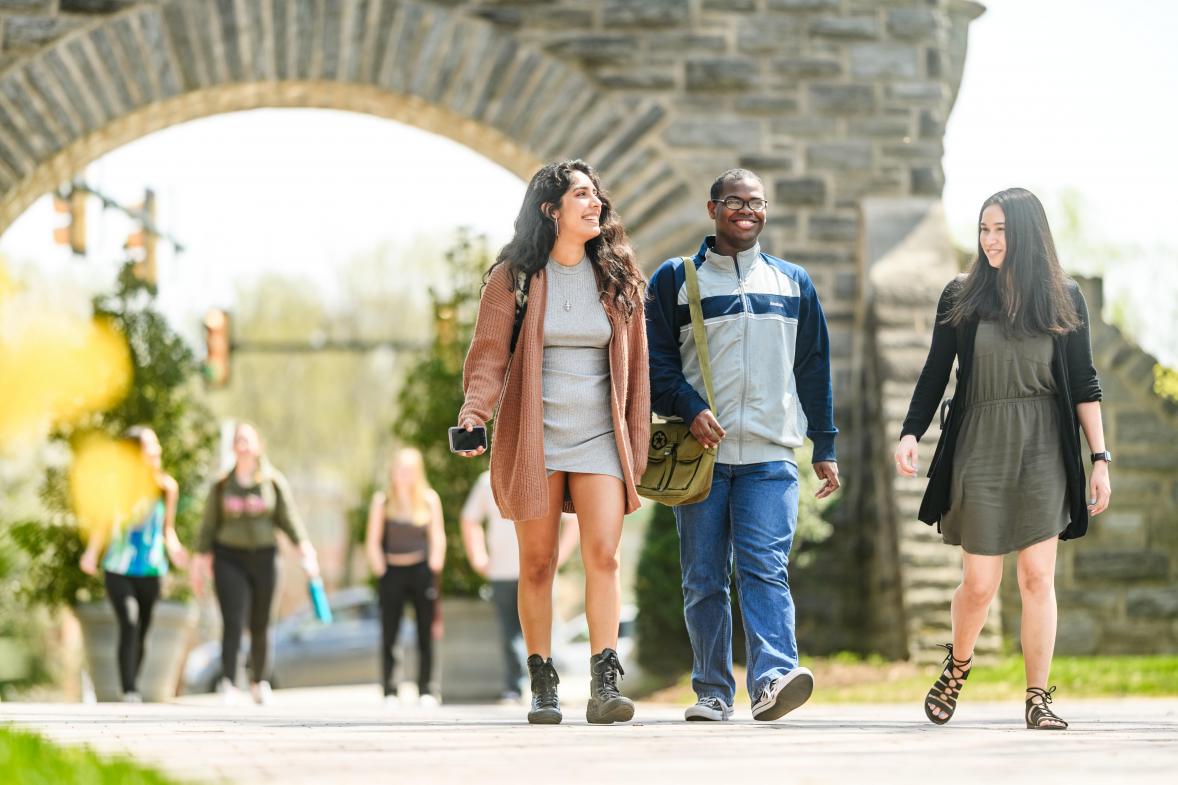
[{"left": 895, "top": 187, "right": 1111, "bottom": 730}]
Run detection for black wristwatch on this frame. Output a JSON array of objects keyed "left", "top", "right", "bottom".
[{"left": 1090, "top": 451, "right": 1112, "bottom": 464}]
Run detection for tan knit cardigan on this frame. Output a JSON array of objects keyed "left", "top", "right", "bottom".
[{"left": 459, "top": 264, "right": 650, "bottom": 522}]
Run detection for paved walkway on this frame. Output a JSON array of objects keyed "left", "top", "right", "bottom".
[{"left": 3, "top": 687, "right": 1177, "bottom": 784}]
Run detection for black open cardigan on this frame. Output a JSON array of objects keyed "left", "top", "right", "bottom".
[{"left": 900, "top": 277, "right": 1103, "bottom": 540}]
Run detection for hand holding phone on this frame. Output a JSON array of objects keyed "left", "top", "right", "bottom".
[{"left": 449, "top": 422, "right": 487, "bottom": 456}]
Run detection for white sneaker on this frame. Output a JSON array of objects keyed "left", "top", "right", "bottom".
[
  {"left": 218, "top": 677, "right": 239, "bottom": 706},
  {"left": 685, "top": 696, "right": 733, "bottom": 721},
  {"left": 251, "top": 681, "right": 273, "bottom": 706},
  {"left": 121, "top": 691, "right": 143, "bottom": 704},
  {"left": 418, "top": 693, "right": 440, "bottom": 709},
  {"left": 383, "top": 694, "right": 401, "bottom": 708},
  {"left": 751, "top": 667, "right": 814, "bottom": 721}
]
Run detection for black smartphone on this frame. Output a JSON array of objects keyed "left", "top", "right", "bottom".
[{"left": 448, "top": 426, "right": 487, "bottom": 453}]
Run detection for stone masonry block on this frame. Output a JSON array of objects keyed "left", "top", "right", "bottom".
[
  {"left": 737, "top": 17, "right": 800, "bottom": 53},
  {"left": 1054, "top": 609, "right": 1100, "bottom": 655},
  {"left": 2, "top": 15, "right": 78, "bottom": 49},
  {"left": 771, "top": 58, "right": 843, "bottom": 78},
  {"left": 0, "top": 0, "right": 52, "bottom": 11},
  {"left": 736, "top": 94, "right": 799, "bottom": 113},
  {"left": 775, "top": 176, "right": 826, "bottom": 206},
  {"left": 807, "top": 142, "right": 872, "bottom": 170},
  {"left": 851, "top": 44, "right": 920, "bottom": 79},
  {"left": 59, "top": 1, "right": 135, "bottom": 11},
  {"left": 1074, "top": 551, "right": 1169, "bottom": 582},
  {"left": 886, "top": 81, "right": 946, "bottom": 102},
  {"left": 686, "top": 58, "right": 759, "bottom": 91},
  {"left": 604, "top": 0, "right": 690, "bottom": 28},
  {"left": 1092, "top": 511, "right": 1147, "bottom": 549},
  {"left": 544, "top": 35, "right": 639, "bottom": 65},
  {"left": 810, "top": 16, "right": 879, "bottom": 40},
  {"left": 809, "top": 83, "right": 875, "bottom": 115},
  {"left": 809, "top": 213, "right": 858, "bottom": 242},
  {"left": 1127, "top": 588, "right": 1178, "bottom": 619},
  {"left": 1116, "top": 410, "right": 1175, "bottom": 445},
  {"left": 768, "top": 0, "right": 839, "bottom": 10},
  {"left": 738, "top": 153, "right": 793, "bottom": 172},
  {"left": 887, "top": 8, "right": 937, "bottom": 40},
  {"left": 665, "top": 118, "right": 761, "bottom": 149}
]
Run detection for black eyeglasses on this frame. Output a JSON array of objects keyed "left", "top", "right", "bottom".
[{"left": 712, "top": 197, "right": 768, "bottom": 212}]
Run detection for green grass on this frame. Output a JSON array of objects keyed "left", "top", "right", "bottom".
[
  {"left": 640, "top": 654, "right": 1178, "bottom": 705},
  {"left": 0, "top": 726, "right": 183, "bottom": 785}
]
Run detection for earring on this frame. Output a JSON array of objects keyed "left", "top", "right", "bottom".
[{"left": 551, "top": 215, "right": 560, "bottom": 238}]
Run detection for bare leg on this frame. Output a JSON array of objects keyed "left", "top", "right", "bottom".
[
  {"left": 928, "top": 550, "right": 1003, "bottom": 721},
  {"left": 1017, "top": 536, "right": 1059, "bottom": 690},
  {"left": 567, "top": 473, "right": 626, "bottom": 654},
  {"left": 513, "top": 472, "right": 566, "bottom": 658}
]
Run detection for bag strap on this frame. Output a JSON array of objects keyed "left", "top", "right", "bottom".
[
  {"left": 682, "top": 256, "right": 716, "bottom": 412},
  {"left": 509, "top": 269, "right": 531, "bottom": 355}
]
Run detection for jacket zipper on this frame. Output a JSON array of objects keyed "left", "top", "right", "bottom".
[{"left": 734, "top": 255, "right": 750, "bottom": 464}]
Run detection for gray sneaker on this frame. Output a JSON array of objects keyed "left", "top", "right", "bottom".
[
  {"left": 751, "top": 667, "right": 814, "bottom": 721},
  {"left": 685, "top": 696, "right": 734, "bottom": 721}
]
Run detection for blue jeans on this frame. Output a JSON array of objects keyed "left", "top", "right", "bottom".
[
  {"left": 675, "top": 460, "right": 800, "bottom": 704},
  {"left": 490, "top": 580, "right": 525, "bottom": 694}
]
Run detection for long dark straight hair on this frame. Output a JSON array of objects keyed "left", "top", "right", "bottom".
[
  {"left": 944, "top": 187, "right": 1080, "bottom": 336},
  {"left": 489, "top": 159, "right": 644, "bottom": 319}
]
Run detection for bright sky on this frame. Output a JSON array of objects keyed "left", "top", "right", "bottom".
[
  {"left": 1, "top": 0, "right": 1174, "bottom": 361},
  {"left": 0, "top": 110, "right": 526, "bottom": 342}
]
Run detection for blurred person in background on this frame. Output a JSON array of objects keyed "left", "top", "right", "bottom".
[
  {"left": 896, "top": 187, "right": 1110, "bottom": 731},
  {"left": 80, "top": 425, "right": 187, "bottom": 702},
  {"left": 366, "top": 447, "right": 445, "bottom": 708},
  {"left": 191, "top": 421, "right": 320, "bottom": 706},
  {"left": 460, "top": 469, "right": 580, "bottom": 703}
]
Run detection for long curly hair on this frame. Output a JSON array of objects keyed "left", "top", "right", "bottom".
[
  {"left": 944, "top": 187, "right": 1079, "bottom": 336},
  {"left": 489, "top": 159, "right": 644, "bottom": 319}
]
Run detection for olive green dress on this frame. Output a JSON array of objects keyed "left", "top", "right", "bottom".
[{"left": 940, "top": 321, "right": 1069, "bottom": 554}]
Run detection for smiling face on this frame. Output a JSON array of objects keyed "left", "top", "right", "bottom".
[
  {"left": 708, "top": 177, "right": 766, "bottom": 254},
  {"left": 547, "top": 169, "right": 602, "bottom": 246},
  {"left": 979, "top": 203, "right": 1006, "bottom": 269}
]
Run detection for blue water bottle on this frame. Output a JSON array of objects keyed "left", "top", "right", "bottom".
[{"left": 308, "top": 577, "right": 333, "bottom": 623}]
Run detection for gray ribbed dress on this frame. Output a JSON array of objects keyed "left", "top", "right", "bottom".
[
  {"left": 541, "top": 257, "right": 623, "bottom": 481},
  {"left": 940, "top": 321, "right": 1069, "bottom": 554}
]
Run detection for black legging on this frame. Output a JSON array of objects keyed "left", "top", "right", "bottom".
[
  {"left": 378, "top": 561, "right": 437, "bottom": 696},
  {"left": 103, "top": 571, "right": 161, "bottom": 694},
  {"left": 213, "top": 545, "right": 277, "bottom": 684}
]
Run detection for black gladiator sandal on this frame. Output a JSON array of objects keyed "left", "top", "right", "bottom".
[
  {"left": 924, "top": 643, "right": 973, "bottom": 725},
  {"left": 1025, "top": 686, "right": 1068, "bottom": 730}
]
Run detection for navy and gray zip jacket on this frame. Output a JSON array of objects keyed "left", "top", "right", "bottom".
[{"left": 646, "top": 237, "right": 838, "bottom": 466}]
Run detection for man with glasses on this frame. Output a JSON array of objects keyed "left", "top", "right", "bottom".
[{"left": 646, "top": 168, "right": 840, "bottom": 721}]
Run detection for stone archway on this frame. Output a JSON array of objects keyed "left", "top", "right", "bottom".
[{"left": 0, "top": 1, "right": 691, "bottom": 258}]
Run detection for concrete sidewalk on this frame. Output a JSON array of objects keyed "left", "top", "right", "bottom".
[{"left": 3, "top": 686, "right": 1177, "bottom": 784}]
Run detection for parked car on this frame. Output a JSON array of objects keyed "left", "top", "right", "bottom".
[{"left": 183, "top": 586, "right": 384, "bottom": 693}]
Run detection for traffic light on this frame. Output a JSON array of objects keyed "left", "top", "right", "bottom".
[
  {"left": 203, "top": 308, "right": 231, "bottom": 388},
  {"left": 126, "top": 189, "right": 157, "bottom": 288},
  {"left": 52, "top": 189, "right": 86, "bottom": 255}
]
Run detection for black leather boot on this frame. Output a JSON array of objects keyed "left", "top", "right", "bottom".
[
  {"left": 526, "top": 654, "right": 561, "bottom": 725},
  {"left": 586, "top": 648, "right": 634, "bottom": 724}
]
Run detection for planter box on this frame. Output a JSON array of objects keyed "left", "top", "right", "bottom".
[
  {"left": 436, "top": 596, "right": 504, "bottom": 703},
  {"left": 74, "top": 600, "right": 198, "bottom": 702}
]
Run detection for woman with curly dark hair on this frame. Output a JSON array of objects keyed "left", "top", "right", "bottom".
[
  {"left": 456, "top": 159, "right": 650, "bottom": 725},
  {"left": 896, "top": 187, "right": 1110, "bottom": 731}
]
